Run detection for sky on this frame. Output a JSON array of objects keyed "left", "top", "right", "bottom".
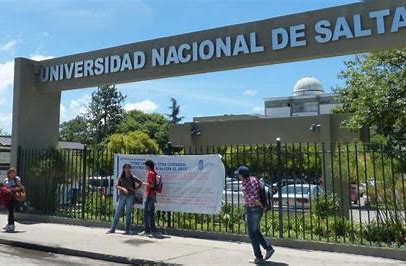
[{"left": 0, "top": 0, "right": 361, "bottom": 134}]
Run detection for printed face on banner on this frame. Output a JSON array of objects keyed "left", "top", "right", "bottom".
[{"left": 113, "top": 154, "right": 225, "bottom": 215}]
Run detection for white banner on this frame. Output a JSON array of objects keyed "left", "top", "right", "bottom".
[{"left": 113, "top": 154, "right": 225, "bottom": 215}]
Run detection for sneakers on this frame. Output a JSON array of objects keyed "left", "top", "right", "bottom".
[
  {"left": 264, "top": 246, "right": 275, "bottom": 260},
  {"left": 138, "top": 231, "right": 150, "bottom": 236},
  {"left": 249, "top": 258, "right": 266, "bottom": 264},
  {"left": 8, "top": 224, "right": 15, "bottom": 232},
  {"left": 124, "top": 230, "right": 134, "bottom": 235},
  {"left": 105, "top": 229, "right": 115, "bottom": 234},
  {"left": 150, "top": 232, "right": 161, "bottom": 238},
  {"left": 2, "top": 224, "right": 15, "bottom": 232}
]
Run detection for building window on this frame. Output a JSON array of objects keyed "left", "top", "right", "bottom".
[{"left": 292, "top": 102, "right": 318, "bottom": 113}]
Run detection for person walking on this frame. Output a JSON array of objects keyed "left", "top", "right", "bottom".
[
  {"left": 107, "top": 164, "right": 142, "bottom": 235},
  {"left": 2, "top": 168, "right": 25, "bottom": 233},
  {"left": 236, "top": 165, "right": 275, "bottom": 264},
  {"left": 139, "top": 160, "right": 158, "bottom": 237}
]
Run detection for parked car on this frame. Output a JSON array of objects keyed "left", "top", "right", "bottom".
[
  {"left": 225, "top": 176, "right": 239, "bottom": 185},
  {"left": 272, "top": 178, "right": 308, "bottom": 194},
  {"left": 272, "top": 184, "right": 325, "bottom": 209},
  {"left": 222, "top": 180, "right": 272, "bottom": 206},
  {"left": 350, "top": 183, "right": 366, "bottom": 204},
  {"left": 272, "top": 178, "right": 307, "bottom": 187},
  {"left": 57, "top": 182, "right": 80, "bottom": 206},
  {"left": 89, "top": 176, "right": 115, "bottom": 195}
]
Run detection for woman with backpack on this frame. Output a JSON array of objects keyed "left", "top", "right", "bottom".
[
  {"left": 2, "top": 168, "right": 25, "bottom": 233},
  {"left": 139, "top": 160, "right": 158, "bottom": 237},
  {"left": 107, "top": 164, "right": 142, "bottom": 235}
]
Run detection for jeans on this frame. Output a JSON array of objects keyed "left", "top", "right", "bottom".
[
  {"left": 8, "top": 199, "right": 16, "bottom": 225},
  {"left": 144, "top": 196, "right": 156, "bottom": 233},
  {"left": 111, "top": 194, "right": 134, "bottom": 231},
  {"left": 246, "top": 207, "right": 270, "bottom": 259}
]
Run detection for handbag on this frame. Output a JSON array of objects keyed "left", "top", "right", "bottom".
[{"left": 13, "top": 187, "right": 26, "bottom": 202}]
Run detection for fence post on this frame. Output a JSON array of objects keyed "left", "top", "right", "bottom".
[
  {"left": 276, "top": 138, "right": 283, "bottom": 239},
  {"left": 81, "top": 145, "right": 87, "bottom": 220},
  {"left": 166, "top": 142, "right": 173, "bottom": 228},
  {"left": 16, "top": 146, "right": 22, "bottom": 173}
]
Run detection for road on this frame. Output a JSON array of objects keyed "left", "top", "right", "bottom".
[
  {"left": 0, "top": 244, "right": 125, "bottom": 265},
  {"left": 268, "top": 205, "right": 403, "bottom": 224}
]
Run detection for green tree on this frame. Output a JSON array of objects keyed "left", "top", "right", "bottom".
[
  {"left": 106, "top": 131, "right": 160, "bottom": 154},
  {"left": 335, "top": 49, "right": 406, "bottom": 148},
  {"left": 24, "top": 148, "right": 66, "bottom": 214},
  {"left": 167, "top": 98, "right": 184, "bottom": 124},
  {"left": 222, "top": 144, "right": 321, "bottom": 181},
  {"left": 60, "top": 115, "right": 91, "bottom": 144},
  {"left": 117, "top": 110, "right": 169, "bottom": 151},
  {"left": 88, "top": 84, "right": 126, "bottom": 143}
]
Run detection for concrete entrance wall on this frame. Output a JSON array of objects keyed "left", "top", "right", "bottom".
[{"left": 11, "top": 0, "right": 406, "bottom": 166}]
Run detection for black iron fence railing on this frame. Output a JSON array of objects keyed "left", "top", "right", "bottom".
[{"left": 14, "top": 142, "right": 406, "bottom": 248}]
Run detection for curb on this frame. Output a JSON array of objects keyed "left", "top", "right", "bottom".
[
  {"left": 10, "top": 212, "right": 406, "bottom": 262},
  {"left": 0, "top": 237, "right": 176, "bottom": 265}
]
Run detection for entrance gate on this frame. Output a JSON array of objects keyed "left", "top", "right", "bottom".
[{"left": 11, "top": 0, "right": 406, "bottom": 184}]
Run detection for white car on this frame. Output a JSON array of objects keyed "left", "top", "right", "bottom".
[
  {"left": 88, "top": 176, "right": 115, "bottom": 195},
  {"left": 222, "top": 180, "right": 272, "bottom": 206},
  {"left": 222, "top": 181, "right": 245, "bottom": 205},
  {"left": 225, "top": 176, "right": 239, "bottom": 184},
  {"left": 272, "top": 184, "right": 325, "bottom": 209}
]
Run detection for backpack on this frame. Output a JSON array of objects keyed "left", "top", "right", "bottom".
[
  {"left": 154, "top": 174, "right": 163, "bottom": 193},
  {"left": 258, "top": 178, "right": 272, "bottom": 211}
]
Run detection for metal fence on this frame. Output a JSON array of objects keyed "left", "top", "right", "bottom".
[{"left": 15, "top": 142, "right": 406, "bottom": 249}]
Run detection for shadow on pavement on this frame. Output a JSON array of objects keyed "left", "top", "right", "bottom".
[
  {"left": 124, "top": 238, "right": 154, "bottom": 246},
  {"left": 262, "top": 262, "right": 288, "bottom": 266},
  {"left": 16, "top": 220, "right": 42, "bottom": 225},
  {"left": 1, "top": 230, "right": 26, "bottom": 234},
  {"left": 151, "top": 234, "right": 171, "bottom": 240}
]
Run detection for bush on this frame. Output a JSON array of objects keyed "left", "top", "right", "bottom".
[
  {"left": 363, "top": 210, "right": 406, "bottom": 247},
  {"left": 312, "top": 193, "right": 340, "bottom": 219},
  {"left": 220, "top": 205, "right": 245, "bottom": 231},
  {"left": 332, "top": 218, "right": 353, "bottom": 238},
  {"left": 84, "top": 193, "right": 114, "bottom": 220},
  {"left": 25, "top": 149, "right": 66, "bottom": 214}
]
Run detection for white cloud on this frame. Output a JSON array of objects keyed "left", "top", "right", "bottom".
[
  {"left": 30, "top": 54, "right": 54, "bottom": 61},
  {"left": 60, "top": 103, "right": 66, "bottom": 119},
  {"left": 59, "top": 94, "right": 91, "bottom": 123},
  {"left": 0, "top": 112, "right": 12, "bottom": 134},
  {"left": 118, "top": 80, "right": 252, "bottom": 108},
  {"left": 252, "top": 106, "right": 264, "bottom": 114},
  {"left": 243, "top": 89, "right": 258, "bottom": 96},
  {"left": 0, "top": 60, "right": 14, "bottom": 92},
  {"left": 0, "top": 40, "right": 17, "bottom": 52},
  {"left": 124, "top": 100, "right": 158, "bottom": 113},
  {"left": 69, "top": 95, "right": 91, "bottom": 115},
  {"left": 0, "top": 54, "right": 54, "bottom": 132},
  {"left": 0, "top": 54, "right": 53, "bottom": 93}
]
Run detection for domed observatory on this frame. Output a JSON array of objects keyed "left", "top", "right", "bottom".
[
  {"left": 265, "top": 76, "right": 338, "bottom": 118},
  {"left": 293, "top": 77, "right": 324, "bottom": 96}
]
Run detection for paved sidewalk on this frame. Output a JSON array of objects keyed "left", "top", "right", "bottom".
[{"left": 0, "top": 214, "right": 404, "bottom": 265}]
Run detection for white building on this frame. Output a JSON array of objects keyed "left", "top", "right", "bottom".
[{"left": 265, "top": 77, "right": 340, "bottom": 118}]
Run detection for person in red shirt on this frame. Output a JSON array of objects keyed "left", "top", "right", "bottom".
[{"left": 139, "top": 160, "right": 158, "bottom": 237}]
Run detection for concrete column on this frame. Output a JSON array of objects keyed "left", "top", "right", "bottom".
[
  {"left": 320, "top": 115, "right": 350, "bottom": 218},
  {"left": 320, "top": 115, "right": 333, "bottom": 192},
  {"left": 10, "top": 58, "right": 61, "bottom": 167}
]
